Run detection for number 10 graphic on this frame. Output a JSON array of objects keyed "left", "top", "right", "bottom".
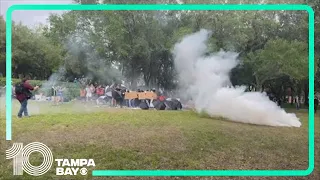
[{"left": 6, "top": 142, "right": 53, "bottom": 176}]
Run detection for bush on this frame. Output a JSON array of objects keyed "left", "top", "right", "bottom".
[
  {"left": 0, "top": 77, "right": 81, "bottom": 100},
  {"left": 0, "top": 77, "right": 43, "bottom": 87},
  {"left": 37, "top": 81, "right": 81, "bottom": 100}
]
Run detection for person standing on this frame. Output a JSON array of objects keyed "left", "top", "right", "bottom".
[
  {"left": 295, "top": 96, "right": 300, "bottom": 110},
  {"left": 104, "top": 85, "right": 109, "bottom": 95},
  {"left": 85, "top": 85, "right": 92, "bottom": 102},
  {"left": 95, "top": 86, "right": 105, "bottom": 105},
  {"left": 80, "top": 87, "right": 86, "bottom": 102},
  {"left": 90, "top": 84, "right": 95, "bottom": 100},
  {"left": 52, "top": 86, "right": 60, "bottom": 105},
  {"left": 57, "top": 87, "right": 64, "bottom": 103},
  {"left": 54, "top": 86, "right": 61, "bottom": 104},
  {"left": 96, "top": 85, "right": 104, "bottom": 97},
  {"left": 15, "top": 77, "right": 39, "bottom": 118}
]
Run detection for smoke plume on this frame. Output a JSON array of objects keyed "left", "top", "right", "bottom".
[
  {"left": 63, "top": 32, "right": 124, "bottom": 85},
  {"left": 173, "top": 29, "right": 301, "bottom": 127}
]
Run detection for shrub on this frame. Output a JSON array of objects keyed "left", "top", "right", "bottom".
[{"left": 0, "top": 77, "right": 81, "bottom": 100}]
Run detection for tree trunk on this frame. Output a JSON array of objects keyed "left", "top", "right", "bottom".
[
  {"left": 131, "top": 78, "right": 137, "bottom": 90},
  {"left": 255, "top": 75, "right": 264, "bottom": 92},
  {"left": 130, "top": 63, "right": 137, "bottom": 90},
  {"left": 144, "top": 76, "right": 150, "bottom": 88}
]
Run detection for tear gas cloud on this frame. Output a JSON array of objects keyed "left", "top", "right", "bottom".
[
  {"left": 34, "top": 32, "right": 124, "bottom": 114},
  {"left": 173, "top": 29, "right": 301, "bottom": 127},
  {"left": 63, "top": 33, "right": 124, "bottom": 85},
  {"left": 40, "top": 32, "right": 123, "bottom": 93}
]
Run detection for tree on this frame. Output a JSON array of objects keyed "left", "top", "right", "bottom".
[
  {"left": 10, "top": 21, "right": 63, "bottom": 79},
  {"left": 245, "top": 39, "right": 308, "bottom": 91}
]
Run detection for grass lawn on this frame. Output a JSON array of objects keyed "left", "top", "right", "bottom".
[{"left": 0, "top": 98, "right": 319, "bottom": 180}]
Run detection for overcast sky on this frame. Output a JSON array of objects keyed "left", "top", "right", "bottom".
[
  {"left": 0, "top": 0, "right": 184, "bottom": 28},
  {"left": 0, "top": 0, "right": 73, "bottom": 27}
]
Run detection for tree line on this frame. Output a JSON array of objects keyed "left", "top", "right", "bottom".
[{"left": 0, "top": 0, "right": 319, "bottom": 104}]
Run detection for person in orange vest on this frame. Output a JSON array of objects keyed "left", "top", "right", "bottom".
[{"left": 80, "top": 87, "right": 86, "bottom": 102}]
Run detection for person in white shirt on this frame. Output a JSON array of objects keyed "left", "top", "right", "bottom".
[
  {"left": 85, "top": 85, "right": 92, "bottom": 102},
  {"left": 295, "top": 96, "right": 300, "bottom": 110}
]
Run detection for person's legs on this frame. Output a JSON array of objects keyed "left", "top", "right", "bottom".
[
  {"left": 96, "top": 97, "right": 101, "bottom": 105},
  {"left": 17, "top": 100, "right": 24, "bottom": 117},
  {"left": 17, "top": 99, "right": 28, "bottom": 117},
  {"left": 119, "top": 98, "right": 123, "bottom": 108},
  {"left": 112, "top": 98, "right": 115, "bottom": 107},
  {"left": 114, "top": 98, "right": 118, "bottom": 107},
  {"left": 149, "top": 99, "right": 154, "bottom": 108},
  {"left": 128, "top": 99, "right": 132, "bottom": 107},
  {"left": 55, "top": 96, "right": 58, "bottom": 104},
  {"left": 145, "top": 99, "right": 150, "bottom": 107},
  {"left": 23, "top": 100, "right": 29, "bottom": 116},
  {"left": 116, "top": 98, "right": 121, "bottom": 107}
]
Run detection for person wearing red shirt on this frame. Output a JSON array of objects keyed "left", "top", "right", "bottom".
[
  {"left": 96, "top": 85, "right": 104, "bottom": 98},
  {"left": 159, "top": 95, "right": 166, "bottom": 102},
  {"left": 98, "top": 86, "right": 104, "bottom": 96},
  {"left": 16, "top": 78, "right": 39, "bottom": 118}
]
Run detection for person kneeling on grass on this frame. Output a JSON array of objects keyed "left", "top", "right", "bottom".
[{"left": 15, "top": 77, "right": 39, "bottom": 118}]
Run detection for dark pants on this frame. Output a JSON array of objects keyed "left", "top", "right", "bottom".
[
  {"left": 116, "top": 98, "right": 124, "bottom": 108},
  {"left": 18, "top": 99, "right": 28, "bottom": 117}
]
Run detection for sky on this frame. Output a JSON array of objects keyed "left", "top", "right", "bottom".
[
  {"left": 0, "top": 0, "right": 73, "bottom": 27},
  {"left": 0, "top": 0, "right": 183, "bottom": 28}
]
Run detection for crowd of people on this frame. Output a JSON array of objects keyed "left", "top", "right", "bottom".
[
  {"left": 78, "top": 83, "right": 163, "bottom": 108},
  {"left": 6, "top": 76, "right": 320, "bottom": 118},
  {"left": 79, "top": 84, "right": 109, "bottom": 102}
]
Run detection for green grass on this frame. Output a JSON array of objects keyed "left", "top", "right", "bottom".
[{"left": 0, "top": 98, "right": 319, "bottom": 180}]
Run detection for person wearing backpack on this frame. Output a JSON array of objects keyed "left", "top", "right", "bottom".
[{"left": 15, "top": 77, "right": 39, "bottom": 118}]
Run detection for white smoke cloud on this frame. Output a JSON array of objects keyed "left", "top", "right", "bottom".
[{"left": 173, "top": 29, "right": 301, "bottom": 127}]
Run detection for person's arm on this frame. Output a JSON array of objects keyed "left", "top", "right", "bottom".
[
  {"left": 25, "top": 82, "right": 39, "bottom": 91},
  {"left": 24, "top": 83, "right": 34, "bottom": 91}
]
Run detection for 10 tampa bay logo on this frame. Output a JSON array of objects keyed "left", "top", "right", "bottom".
[{"left": 6, "top": 142, "right": 95, "bottom": 176}]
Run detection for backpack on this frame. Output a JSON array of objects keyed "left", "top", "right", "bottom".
[
  {"left": 15, "top": 82, "right": 32, "bottom": 99},
  {"left": 15, "top": 83, "right": 25, "bottom": 95}
]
